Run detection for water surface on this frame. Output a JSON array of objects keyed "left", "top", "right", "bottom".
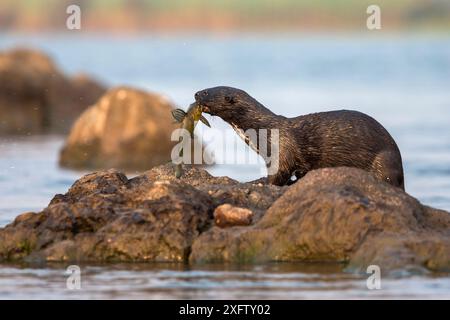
[{"left": 1, "top": 263, "right": 449, "bottom": 299}]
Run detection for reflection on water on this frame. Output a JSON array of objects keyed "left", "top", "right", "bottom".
[
  {"left": 1, "top": 263, "right": 449, "bottom": 299},
  {"left": 0, "top": 34, "right": 450, "bottom": 299}
]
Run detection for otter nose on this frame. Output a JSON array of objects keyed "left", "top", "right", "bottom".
[{"left": 195, "top": 90, "right": 208, "bottom": 101}]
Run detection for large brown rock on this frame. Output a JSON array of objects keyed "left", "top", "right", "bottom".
[
  {"left": 0, "top": 165, "right": 449, "bottom": 274},
  {"left": 59, "top": 86, "right": 173, "bottom": 170},
  {"left": 0, "top": 164, "right": 282, "bottom": 262},
  {"left": 59, "top": 87, "right": 211, "bottom": 171},
  {"left": 190, "top": 167, "right": 450, "bottom": 273},
  {"left": 0, "top": 48, "right": 106, "bottom": 134}
]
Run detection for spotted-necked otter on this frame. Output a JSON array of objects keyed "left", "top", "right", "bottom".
[{"left": 194, "top": 86, "right": 405, "bottom": 190}]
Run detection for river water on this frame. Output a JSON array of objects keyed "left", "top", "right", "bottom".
[{"left": 0, "top": 34, "right": 449, "bottom": 299}]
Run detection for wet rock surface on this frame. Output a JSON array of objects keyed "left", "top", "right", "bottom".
[
  {"left": 0, "top": 48, "right": 106, "bottom": 134},
  {"left": 0, "top": 165, "right": 449, "bottom": 274}
]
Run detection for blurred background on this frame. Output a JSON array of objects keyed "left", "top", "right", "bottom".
[
  {"left": 1, "top": 0, "right": 450, "bottom": 224},
  {"left": 1, "top": 0, "right": 450, "bottom": 32}
]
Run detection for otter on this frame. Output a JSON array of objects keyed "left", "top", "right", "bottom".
[{"left": 194, "top": 86, "right": 405, "bottom": 190}]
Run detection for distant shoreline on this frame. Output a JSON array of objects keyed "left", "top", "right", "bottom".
[{"left": 1, "top": 0, "right": 450, "bottom": 33}]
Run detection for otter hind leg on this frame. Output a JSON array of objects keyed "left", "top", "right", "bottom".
[
  {"left": 268, "top": 167, "right": 306, "bottom": 186},
  {"left": 268, "top": 170, "right": 293, "bottom": 186},
  {"left": 370, "top": 150, "right": 405, "bottom": 190}
]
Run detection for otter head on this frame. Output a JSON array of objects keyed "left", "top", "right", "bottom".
[{"left": 194, "top": 86, "right": 252, "bottom": 122}]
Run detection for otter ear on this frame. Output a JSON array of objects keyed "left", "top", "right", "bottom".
[{"left": 224, "top": 96, "right": 236, "bottom": 104}]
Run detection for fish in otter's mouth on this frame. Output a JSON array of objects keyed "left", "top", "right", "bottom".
[
  {"left": 172, "top": 103, "right": 210, "bottom": 129},
  {"left": 171, "top": 102, "right": 210, "bottom": 178},
  {"left": 200, "top": 105, "right": 210, "bottom": 113}
]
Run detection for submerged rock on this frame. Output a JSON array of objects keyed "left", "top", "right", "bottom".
[
  {"left": 59, "top": 87, "right": 210, "bottom": 171},
  {"left": 0, "top": 165, "right": 449, "bottom": 274},
  {"left": 0, "top": 48, "right": 106, "bottom": 134}
]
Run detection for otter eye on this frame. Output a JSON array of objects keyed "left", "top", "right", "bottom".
[{"left": 224, "top": 96, "right": 235, "bottom": 104}]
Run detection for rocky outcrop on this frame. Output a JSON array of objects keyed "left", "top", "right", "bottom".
[
  {"left": 0, "top": 164, "right": 283, "bottom": 262},
  {"left": 0, "top": 48, "right": 106, "bottom": 134},
  {"left": 59, "top": 87, "right": 210, "bottom": 171},
  {"left": 190, "top": 167, "right": 450, "bottom": 274},
  {"left": 0, "top": 165, "right": 449, "bottom": 274}
]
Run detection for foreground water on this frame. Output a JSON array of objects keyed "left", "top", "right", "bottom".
[
  {"left": 0, "top": 34, "right": 449, "bottom": 299},
  {"left": 1, "top": 263, "right": 449, "bottom": 299}
]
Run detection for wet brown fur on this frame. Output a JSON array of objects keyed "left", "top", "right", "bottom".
[{"left": 195, "top": 86, "right": 405, "bottom": 189}]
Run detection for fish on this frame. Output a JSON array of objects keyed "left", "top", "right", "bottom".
[{"left": 171, "top": 103, "right": 210, "bottom": 178}]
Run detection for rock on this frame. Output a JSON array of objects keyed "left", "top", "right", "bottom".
[
  {"left": 214, "top": 204, "right": 254, "bottom": 228},
  {"left": 1, "top": 165, "right": 449, "bottom": 274},
  {"left": 59, "top": 87, "right": 210, "bottom": 171},
  {"left": 0, "top": 164, "right": 282, "bottom": 262},
  {"left": 0, "top": 48, "right": 106, "bottom": 134},
  {"left": 189, "top": 167, "right": 450, "bottom": 274},
  {"left": 0, "top": 168, "right": 214, "bottom": 262},
  {"left": 130, "top": 163, "right": 239, "bottom": 188}
]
